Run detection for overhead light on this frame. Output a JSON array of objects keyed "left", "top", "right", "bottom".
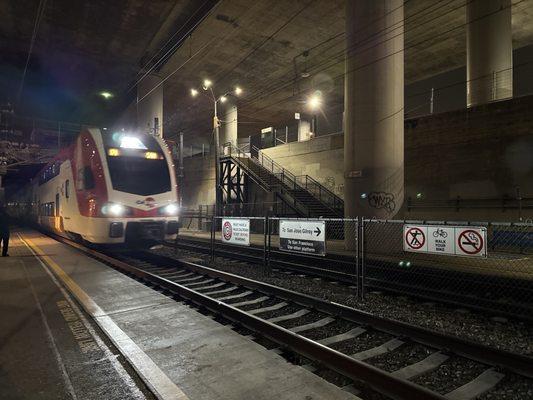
[
  {"left": 235, "top": 86, "right": 243, "bottom": 95},
  {"left": 220, "top": 95, "right": 227, "bottom": 103},
  {"left": 191, "top": 88, "right": 198, "bottom": 97},
  {"left": 308, "top": 93, "right": 322, "bottom": 110},
  {"left": 100, "top": 91, "right": 113, "bottom": 99},
  {"left": 119, "top": 136, "right": 147, "bottom": 150},
  {"left": 203, "top": 79, "right": 212, "bottom": 89}
]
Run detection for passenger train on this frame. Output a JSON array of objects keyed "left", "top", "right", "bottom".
[{"left": 24, "top": 128, "right": 179, "bottom": 245}]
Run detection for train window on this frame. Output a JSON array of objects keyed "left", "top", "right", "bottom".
[{"left": 65, "top": 180, "right": 70, "bottom": 198}]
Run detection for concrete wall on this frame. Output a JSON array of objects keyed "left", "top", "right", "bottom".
[
  {"left": 261, "top": 134, "right": 344, "bottom": 197},
  {"left": 259, "top": 94, "right": 533, "bottom": 221},
  {"left": 181, "top": 156, "right": 215, "bottom": 209}
]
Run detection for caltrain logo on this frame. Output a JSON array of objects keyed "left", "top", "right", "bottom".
[
  {"left": 223, "top": 221, "right": 233, "bottom": 241},
  {"left": 136, "top": 197, "right": 157, "bottom": 208}
]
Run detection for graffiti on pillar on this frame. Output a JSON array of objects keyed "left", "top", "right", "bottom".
[{"left": 367, "top": 191, "right": 396, "bottom": 213}]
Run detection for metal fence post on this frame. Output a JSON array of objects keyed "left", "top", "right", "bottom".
[
  {"left": 210, "top": 216, "right": 216, "bottom": 262},
  {"left": 360, "top": 217, "right": 366, "bottom": 300},
  {"left": 263, "top": 216, "right": 268, "bottom": 268},
  {"left": 355, "top": 217, "right": 361, "bottom": 298},
  {"left": 268, "top": 218, "right": 273, "bottom": 267}
]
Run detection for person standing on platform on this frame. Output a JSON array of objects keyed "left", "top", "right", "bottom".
[{"left": 0, "top": 205, "right": 10, "bottom": 257}]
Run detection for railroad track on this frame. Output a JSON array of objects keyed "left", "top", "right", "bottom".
[
  {"left": 56, "top": 236, "right": 533, "bottom": 400},
  {"left": 166, "top": 236, "right": 533, "bottom": 321}
]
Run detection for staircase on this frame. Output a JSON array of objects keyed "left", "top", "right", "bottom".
[{"left": 221, "top": 143, "right": 344, "bottom": 217}]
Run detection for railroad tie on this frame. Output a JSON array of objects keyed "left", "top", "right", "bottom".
[
  {"left": 217, "top": 290, "right": 254, "bottom": 301},
  {"left": 267, "top": 309, "right": 310, "bottom": 323},
  {"left": 174, "top": 275, "right": 205, "bottom": 283},
  {"left": 317, "top": 327, "right": 366, "bottom": 346},
  {"left": 231, "top": 296, "right": 270, "bottom": 308},
  {"left": 248, "top": 302, "right": 289, "bottom": 315},
  {"left": 159, "top": 271, "right": 189, "bottom": 279},
  {"left": 444, "top": 368, "right": 505, "bottom": 400},
  {"left": 184, "top": 279, "right": 214, "bottom": 287},
  {"left": 167, "top": 271, "right": 195, "bottom": 279},
  {"left": 351, "top": 338, "right": 404, "bottom": 361},
  {"left": 202, "top": 286, "right": 239, "bottom": 296},
  {"left": 194, "top": 282, "right": 226, "bottom": 291},
  {"left": 289, "top": 317, "right": 335, "bottom": 333},
  {"left": 391, "top": 352, "right": 449, "bottom": 380}
]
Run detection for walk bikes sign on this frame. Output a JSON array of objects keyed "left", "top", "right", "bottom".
[
  {"left": 221, "top": 218, "right": 250, "bottom": 246},
  {"left": 279, "top": 220, "right": 326, "bottom": 256},
  {"left": 403, "top": 225, "right": 487, "bottom": 257}
]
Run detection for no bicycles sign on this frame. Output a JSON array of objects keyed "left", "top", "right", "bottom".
[{"left": 403, "top": 225, "right": 487, "bottom": 257}]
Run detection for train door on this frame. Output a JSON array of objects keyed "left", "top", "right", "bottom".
[{"left": 55, "top": 193, "right": 62, "bottom": 231}]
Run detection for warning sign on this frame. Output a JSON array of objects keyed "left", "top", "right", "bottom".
[
  {"left": 456, "top": 228, "right": 486, "bottom": 257},
  {"left": 221, "top": 218, "right": 250, "bottom": 246},
  {"left": 405, "top": 227, "right": 427, "bottom": 251},
  {"left": 404, "top": 225, "right": 486, "bottom": 257},
  {"left": 279, "top": 220, "right": 326, "bottom": 256}
]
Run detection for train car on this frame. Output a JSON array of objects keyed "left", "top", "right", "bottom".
[{"left": 28, "top": 128, "right": 179, "bottom": 245}]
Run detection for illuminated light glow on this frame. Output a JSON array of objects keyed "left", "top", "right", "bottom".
[
  {"left": 100, "top": 91, "right": 113, "bottom": 99},
  {"left": 360, "top": 193, "right": 367, "bottom": 199},
  {"left": 145, "top": 151, "right": 161, "bottom": 160},
  {"left": 102, "top": 203, "right": 126, "bottom": 217},
  {"left": 219, "top": 95, "right": 227, "bottom": 103},
  {"left": 119, "top": 136, "right": 147, "bottom": 150},
  {"left": 308, "top": 94, "right": 322, "bottom": 110},
  {"left": 163, "top": 203, "right": 179, "bottom": 215},
  {"left": 203, "top": 79, "right": 212, "bottom": 89},
  {"left": 191, "top": 88, "right": 198, "bottom": 97},
  {"left": 235, "top": 86, "right": 243, "bottom": 95},
  {"left": 108, "top": 148, "right": 120, "bottom": 157}
]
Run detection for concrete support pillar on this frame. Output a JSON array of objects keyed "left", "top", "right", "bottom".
[
  {"left": 344, "top": 0, "right": 404, "bottom": 219},
  {"left": 467, "top": 0, "right": 512, "bottom": 107},
  {"left": 220, "top": 103, "right": 238, "bottom": 148},
  {"left": 137, "top": 74, "right": 164, "bottom": 137}
]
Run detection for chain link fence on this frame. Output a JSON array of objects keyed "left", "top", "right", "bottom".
[
  {"left": 362, "top": 219, "right": 533, "bottom": 319},
  {"left": 173, "top": 215, "right": 533, "bottom": 319}
]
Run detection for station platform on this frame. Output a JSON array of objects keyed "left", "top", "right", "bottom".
[{"left": 0, "top": 229, "right": 358, "bottom": 400}]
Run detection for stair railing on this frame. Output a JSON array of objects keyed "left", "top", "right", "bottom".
[
  {"left": 224, "top": 143, "right": 344, "bottom": 214},
  {"left": 294, "top": 175, "right": 343, "bottom": 213}
]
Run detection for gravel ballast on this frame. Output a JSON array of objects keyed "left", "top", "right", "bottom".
[{"left": 153, "top": 247, "right": 533, "bottom": 356}]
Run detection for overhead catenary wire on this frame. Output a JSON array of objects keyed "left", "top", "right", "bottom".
[
  {"left": 240, "top": 0, "right": 469, "bottom": 108},
  {"left": 236, "top": 0, "right": 523, "bottom": 119},
  {"left": 129, "top": 0, "right": 222, "bottom": 93},
  {"left": 17, "top": 0, "right": 47, "bottom": 105}
]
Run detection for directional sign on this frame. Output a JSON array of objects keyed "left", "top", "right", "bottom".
[
  {"left": 404, "top": 225, "right": 486, "bottom": 257},
  {"left": 221, "top": 218, "right": 250, "bottom": 246},
  {"left": 279, "top": 220, "right": 326, "bottom": 256}
]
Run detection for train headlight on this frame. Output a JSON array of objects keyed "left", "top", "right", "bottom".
[
  {"left": 102, "top": 203, "right": 126, "bottom": 217},
  {"left": 163, "top": 203, "right": 179, "bottom": 216}
]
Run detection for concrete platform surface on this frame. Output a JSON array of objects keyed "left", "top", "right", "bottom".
[
  {"left": 9, "top": 229, "right": 358, "bottom": 400},
  {"left": 0, "top": 232, "right": 153, "bottom": 400}
]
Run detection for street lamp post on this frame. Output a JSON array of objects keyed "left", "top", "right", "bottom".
[{"left": 191, "top": 81, "right": 242, "bottom": 217}]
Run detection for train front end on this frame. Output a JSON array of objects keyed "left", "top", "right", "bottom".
[{"left": 73, "top": 129, "right": 180, "bottom": 245}]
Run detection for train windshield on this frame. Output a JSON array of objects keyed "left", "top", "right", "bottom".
[
  {"left": 103, "top": 133, "right": 171, "bottom": 195},
  {"left": 107, "top": 157, "right": 171, "bottom": 195}
]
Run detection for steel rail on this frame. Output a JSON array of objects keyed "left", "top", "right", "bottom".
[
  {"left": 166, "top": 237, "right": 533, "bottom": 322},
  {"left": 52, "top": 235, "right": 448, "bottom": 400},
  {"left": 140, "top": 250, "right": 533, "bottom": 380}
]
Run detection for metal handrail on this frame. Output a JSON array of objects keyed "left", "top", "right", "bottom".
[{"left": 224, "top": 143, "right": 344, "bottom": 214}]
